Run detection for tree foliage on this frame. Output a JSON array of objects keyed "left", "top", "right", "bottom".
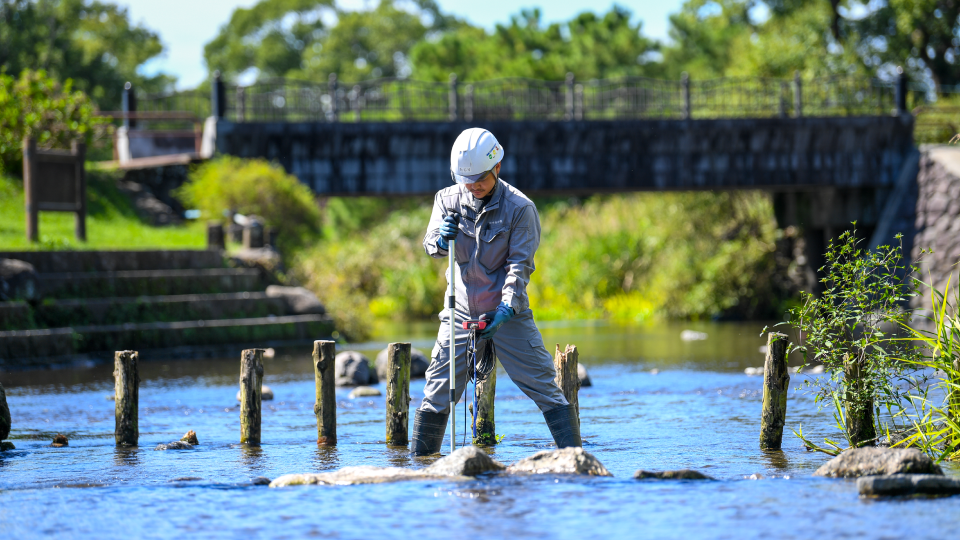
[
  {"left": 0, "top": 69, "right": 108, "bottom": 174},
  {"left": 411, "top": 7, "right": 661, "bottom": 81},
  {"left": 204, "top": 0, "right": 452, "bottom": 82},
  {"left": 0, "top": 0, "right": 172, "bottom": 109}
]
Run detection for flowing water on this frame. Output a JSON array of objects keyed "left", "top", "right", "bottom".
[{"left": 1, "top": 320, "right": 958, "bottom": 539}]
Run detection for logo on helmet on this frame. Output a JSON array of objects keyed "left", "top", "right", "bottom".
[{"left": 486, "top": 144, "right": 500, "bottom": 160}]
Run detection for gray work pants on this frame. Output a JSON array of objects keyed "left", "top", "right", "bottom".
[{"left": 419, "top": 308, "right": 568, "bottom": 414}]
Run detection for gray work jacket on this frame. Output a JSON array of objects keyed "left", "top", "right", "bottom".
[{"left": 423, "top": 179, "right": 541, "bottom": 318}]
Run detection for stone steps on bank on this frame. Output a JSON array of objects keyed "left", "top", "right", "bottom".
[
  {"left": 1, "top": 250, "right": 224, "bottom": 273},
  {"left": 0, "top": 314, "right": 334, "bottom": 367},
  {"left": 0, "top": 292, "right": 289, "bottom": 331},
  {"left": 37, "top": 268, "right": 262, "bottom": 299}
]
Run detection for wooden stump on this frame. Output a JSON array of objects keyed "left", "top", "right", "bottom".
[
  {"left": 844, "top": 353, "right": 876, "bottom": 447},
  {"left": 313, "top": 340, "right": 337, "bottom": 446},
  {"left": 385, "top": 342, "right": 411, "bottom": 446},
  {"left": 114, "top": 350, "right": 140, "bottom": 447},
  {"left": 554, "top": 344, "right": 580, "bottom": 425},
  {"left": 472, "top": 363, "right": 497, "bottom": 445},
  {"left": 239, "top": 348, "right": 265, "bottom": 445},
  {"left": 760, "top": 333, "right": 789, "bottom": 450}
]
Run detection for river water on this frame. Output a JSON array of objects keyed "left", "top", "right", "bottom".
[{"left": 1, "top": 320, "right": 958, "bottom": 538}]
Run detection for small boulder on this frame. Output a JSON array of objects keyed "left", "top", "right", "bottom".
[
  {"left": 349, "top": 386, "right": 382, "bottom": 398},
  {"left": 813, "top": 447, "right": 943, "bottom": 478},
  {"left": 0, "top": 441, "right": 14, "bottom": 451},
  {"left": 155, "top": 441, "right": 194, "bottom": 450},
  {"left": 236, "top": 385, "right": 274, "bottom": 401},
  {"left": 0, "top": 259, "right": 39, "bottom": 301},
  {"left": 266, "top": 285, "right": 326, "bottom": 315},
  {"left": 336, "top": 351, "right": 377, "bottom": 386},
  {"left": 633, "top": 469, "right": 713, "bottom": 480},
  {"left": 375, "top": 347, "right": 431, "bottom": 380},
  {"left": 507, "top": 447, "right": 612, "bottom": 477},
  {"left": 0, "top": 381, "right": 10, "bottom": 441},
  {"left": 181, "top": 430, "right": 199, "bottom": 445},
  {"left": 51, "top": 434, "right": 69, "bottom": 447},
  {"left": 858, "top": 474, "right": 960, "bottom": 497},
  {"left": 251, "top": 476, "right": 272, "bottom": 486},
  {"left": 578, "top": 363, "right": 592, "bottom": 387},
  {"left": 425, "top": 446, "right": 505, "bottom": 476}
]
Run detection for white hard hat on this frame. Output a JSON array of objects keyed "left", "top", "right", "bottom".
[{"left": 450, "top": 128, "right": 504, "bottom": 184}]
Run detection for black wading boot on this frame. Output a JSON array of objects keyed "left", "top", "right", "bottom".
[
  {"left": 543, "top": 404, "right": 582, "bottom": 448},
  {"left": 410, "top": 409, "right": 448, "bottom": 456}
]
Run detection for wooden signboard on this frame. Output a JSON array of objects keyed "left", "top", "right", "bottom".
[{"left": 23, "top": 137, "right": 87, "bottom": 242}]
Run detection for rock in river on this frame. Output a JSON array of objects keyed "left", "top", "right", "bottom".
[
  {"left": 236, "top": 385, "right": 274, "bottom": 401},
  {"left": 270, "top": 446, "right": 505, "bottom": 487},
  {"left": 858, "top": 475, "right": 960, "bottom": 497},
  {"left": 426, "top": 446, "right": 505, "bottom": 476},
  {"left": 349, "top": 386, "right": 381, "bottom": 398},
  {"left": 814, "top": 447, "right": 943, "bottom": 478},
  {"left": 51, "top": 434, "right": 69, "bottom": 447},
  {"left": 0, "top": 380, "right": 10, "bottom": 441},
  {"left": 336, "top": 351, "right": 377, "bottom": 386},
  {"left": 155, "top": 441, "right": 194, "bottom": 450},
  {"left": 634, "top": 469, "right": 714, "bottom": 480},
  {"left": 506, "top": 447, "right": 612, "bottom": 477},
  {"left": 578, "top": 363, "right": 592, "bottom": 387},
  {"left": 375, "top": 347, "right": 430, "bottom": 380}
]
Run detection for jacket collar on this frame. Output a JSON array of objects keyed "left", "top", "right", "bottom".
[{"left": 459, "top": 179, "right": 505, "bottom": 214}]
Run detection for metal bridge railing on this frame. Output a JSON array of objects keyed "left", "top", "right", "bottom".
[{"left": 126, "top": 72, "right": 960, "bottom": 142}]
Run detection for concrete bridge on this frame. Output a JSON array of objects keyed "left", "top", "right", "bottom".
[{"left": 131, "top": 74, "right": 920, "bottom": 266}]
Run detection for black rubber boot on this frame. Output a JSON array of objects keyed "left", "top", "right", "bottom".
[
  {"left": 543, "top": 404, "right": 582, "bottom": 448},
  {"left": 410, "top": 409, "right": 448, "bottom": 456}
]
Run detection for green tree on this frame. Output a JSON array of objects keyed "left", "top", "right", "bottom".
[
  {"left": 0, "top": 0, "right": 172, "bottom": 109},
  {"left": 292, "top": 1, "right": 430, "bottom": 81},
  {"left": 203, "top": 0, "right": 334, "bottom": 80},
  {"left": 853, "top": 0, "right": 960, "bottom": 89},
  {"left": 205, "top": 0, "right": 452, "bottom": 83},
  {"left": 0, "top": 69, "right": 108, "bottom": 174},
  {"left": 410, "top": 6, "right": 660, "bottom": 81}
]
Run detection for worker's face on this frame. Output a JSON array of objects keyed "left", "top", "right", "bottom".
[{"left": 464, "top": 163, "right": 500, "bottom": 199}]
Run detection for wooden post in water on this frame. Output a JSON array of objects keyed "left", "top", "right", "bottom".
[
  {"left": 313, "top": 340, "right": 337, "bottom": 446},
  {"left": 239, "top": 348, "right": 264, "bottom": 445},
  {"left": 385, "top": 342, "right": 411, "bottom": 446},
  {"left": 472, "top": 364, "right": 497, "bottom": 445},
  {"left": 759, "top": 332, "right": 790, "bottom": 450},
  {"left": 554, "top": 344, "right": 580, "bottom": 426},
  {"left": 114, "top": 350, "right": 140, "bottom": 446}
]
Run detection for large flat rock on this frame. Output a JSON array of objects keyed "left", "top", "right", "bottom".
[
  {"left": 859, "top": 475, "right": 960, "bottom": 497},
  {"left": 270, "top": 446, "right": 505, "bottom": 487},
  {"left": 506, "top": 448, "right": 612, "bottom": 477},
  {"left": 814, "top": 447, "right": 943, "bottom": 478}
]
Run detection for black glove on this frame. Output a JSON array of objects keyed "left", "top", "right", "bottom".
[{"left": 437, "top": 213, "right": 460, "bottom": 250}]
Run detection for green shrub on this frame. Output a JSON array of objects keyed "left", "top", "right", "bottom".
[
  {"left": 293, "top": 204, "right": 444, "bottom": 341},
  {"left": 0, "top": 70, "right": 109, "bottom": 175},
  {"left": 176, "top": 156, "right": 322, "bottom": 250}
]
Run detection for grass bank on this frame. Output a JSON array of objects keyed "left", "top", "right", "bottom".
[
  {"left": 293, "top": 191, "right": 800, "bottom": 340},
  {"left": 0, "top": 171, "right": 205, "bottom": 251}
]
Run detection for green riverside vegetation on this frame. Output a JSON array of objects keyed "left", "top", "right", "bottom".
[{"left": 290, "top": 190, "right": 795, "bottom": 340}]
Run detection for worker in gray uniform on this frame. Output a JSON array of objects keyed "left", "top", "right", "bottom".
[{"left": 411, "top": 127, "right": 581, "bottom": 455}]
